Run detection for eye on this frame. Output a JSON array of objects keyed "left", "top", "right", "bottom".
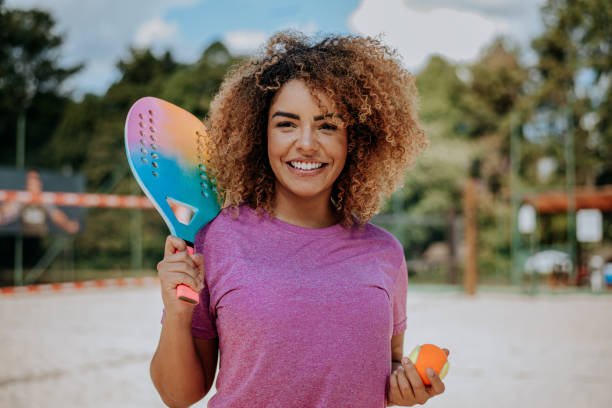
[
  {"left": 320, "top": 123, "right": 338, "bottom": 131},
  {"left": 276, "top": 121, "right": 295, "bottom": 128}
]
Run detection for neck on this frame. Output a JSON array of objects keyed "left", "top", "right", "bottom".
[{"left": 272, "top": 186, "right": 338, "bottom": 229}]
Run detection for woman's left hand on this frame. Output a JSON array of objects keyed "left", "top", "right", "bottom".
[{"left": 387, "top": 351, "right": 448, "bottom": 406}]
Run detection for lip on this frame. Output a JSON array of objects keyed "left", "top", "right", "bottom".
[
  {"left": 285, "top": 162, "right": 327, "bottom": 176},
  {"left": 287, "top": 158, "right": 328, "bottom": 165}
]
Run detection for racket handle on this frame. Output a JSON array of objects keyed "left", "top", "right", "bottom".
[
  {"left": 174, "top": 246, "right": 200, "bottom": 305},
  {"left": 177, "top": 284, "right": 199, "bottom": 304}
]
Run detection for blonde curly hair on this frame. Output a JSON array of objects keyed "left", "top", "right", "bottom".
[{"left": 205, "top": 31, "right": 428, "bottom": 228}]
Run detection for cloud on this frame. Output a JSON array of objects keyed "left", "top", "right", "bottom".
[
  {"left": 5, "top": 0, "right": 545, "bottom": 95},
  {"left": 223, "top": 30, "right": 268, "bottom": 55},
  {"left": 134, "top": 18, "right": 179, "bottom": 48},
  {"left": 349, "top": 0, "right": 545, "bottom": 72},
  {"left": 349, "top": 0, "right": 509, "bottom": 71},
  {"left": 404, "top": 0, "right": 546, "bottom": 44},
  {"left": 403, "top": 0, "right": 536, "bottom": 18},
  {"left": 6, "top": 0, "right": 197, "bottom": 96}
]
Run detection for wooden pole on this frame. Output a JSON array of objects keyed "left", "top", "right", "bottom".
[{"left": 464, "top": 178, "right": 478, "bottom": 295}]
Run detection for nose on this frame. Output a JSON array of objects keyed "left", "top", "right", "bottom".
[{"left": 296, "top": 125, "right": 318, "bottom": 152}]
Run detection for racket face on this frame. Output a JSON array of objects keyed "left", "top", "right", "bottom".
[{"left": 125, "top": 97, "right": 220, "bottom": 244}]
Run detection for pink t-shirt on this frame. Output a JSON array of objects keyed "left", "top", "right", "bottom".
[{"left": 192, "top": 205, "right": 408, "bottom": 407}]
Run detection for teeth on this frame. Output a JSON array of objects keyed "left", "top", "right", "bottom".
[{"left": 291, "top": 161, "right": 323, "bottom": 170}]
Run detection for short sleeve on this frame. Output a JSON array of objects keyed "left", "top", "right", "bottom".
[
  {"left": 191, "top": 282, "right": 218, "bottom": 339},
  {"left": 191, "top": 228, "right": 218, "bottom": 339},
  {"left": 391, "top": 257, "right": 408, "bottom": 335}
]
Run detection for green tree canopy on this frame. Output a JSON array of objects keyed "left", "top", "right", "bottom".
[
  {"left": 529, "top": 0, "right": 612, "bottom": 186},
  {"left": 0, "top": 1, "right": 82, "bottom": 167},
  {"left": 44, "top": 42, "right": 241, "bottom": 269}
]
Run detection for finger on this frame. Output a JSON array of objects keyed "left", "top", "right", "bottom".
[
  {"left": 443, "top": 348, "right": 450, "bottom": 356},
  {"left": 388, "top": 372, "right": 403, "bottom": 405},
  {"left": 166, "top": 271, "right": 202, "bottom": 293},
  {"left": 402, "top": 358, "right": 428, "bottom": 404},
  {"left": 426, "top": 368, "right": 446, "bottom": 396},
  {"left": 164, "top": 235, "right": 187, "bottom": 257},
  {"left": 158, "top": 261, "right": 202, "bottom": 284},
  {"left": 164, "top": 250, "right": 197, "bottom": 266},
  {"left": 396, "top": 366, "right": 415, "bottom": 402},
  {"left": 158, "top": 256, "right": 197, "bottom": 278}
]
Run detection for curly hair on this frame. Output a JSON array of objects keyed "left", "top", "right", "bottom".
[{"left": 204, "top": 31, "right": 428, "bottom": 228}]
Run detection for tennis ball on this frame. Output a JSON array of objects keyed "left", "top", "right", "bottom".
[{"left": 407, "top": 344, "right": 449, "bottom": 386}]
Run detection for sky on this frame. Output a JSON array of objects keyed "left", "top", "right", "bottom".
[{"left": 7, "top": 0, "right": 547, "bottom": 97}]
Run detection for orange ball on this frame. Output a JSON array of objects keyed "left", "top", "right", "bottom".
[{"left": 407, "top": 344, "right": 449, "bottom": 386}]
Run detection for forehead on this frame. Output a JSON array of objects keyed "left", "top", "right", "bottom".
[{"left": 269, "top": 79, "right": 335, "bottom": 112}]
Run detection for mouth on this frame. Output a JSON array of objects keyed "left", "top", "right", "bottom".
[
  {"left": 286, "top": 160, "right": 328, "bottom": 176},
  {"left": 287, "top": 160, "right": 328, "bottom": 171}
]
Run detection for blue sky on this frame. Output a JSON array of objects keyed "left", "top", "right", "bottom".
[{"left": 7, "top": 0, "right": 546, "bottom": 97}]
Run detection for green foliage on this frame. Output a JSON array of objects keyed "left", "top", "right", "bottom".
[
  {"left": 44, "top": 42, "right": 240, "bottom": 270},
  {"left": 529, "top": 0, "right": 612, "bottom": 186},
  {"left": 159, "top": 41, "right": 241, "bottom": 117},
  {"left": 390, "top": 38, "right": 529, "bottom": 284},
  {"left": 0, "top": 2, "right": 82, "bottom": 167},
  {"left": 3, "top": 0, "right": 610, "bottom": 281}
]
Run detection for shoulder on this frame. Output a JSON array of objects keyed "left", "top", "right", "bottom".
[
  {"left": 194, "top": 204, "right": 261, "bottom": 249},
  {"left": 359, "top": 222, "right": 404, "bottom": 253},
  {"left": 347, "top": 221, "right": 405, "bottom": 268}
]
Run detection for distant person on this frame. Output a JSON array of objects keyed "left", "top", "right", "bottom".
[
  {"left": 0, "top": 170, "right": 80, "bottom": 235},
  {"left": 152, "top": 31, "right": 448, "bottom": 407}
]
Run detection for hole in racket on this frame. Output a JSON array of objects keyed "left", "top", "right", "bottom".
[{"left": 166, "top": 197, "right": 197, "bottom": 226}]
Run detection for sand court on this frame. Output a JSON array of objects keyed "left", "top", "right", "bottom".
[{"left": 1, "top": 285, "right": 611, "bottom": 407}]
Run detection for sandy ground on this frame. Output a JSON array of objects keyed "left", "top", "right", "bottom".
[{"left": 1, "top": 285, "right": 611, "bottom": 408}]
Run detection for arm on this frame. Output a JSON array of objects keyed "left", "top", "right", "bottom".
[
  {"left": 0, "top": 202, "right": 21, "bottom": 225},
  {"left": 388, "top": 333, "right": 405, "bottom": 407},
  {"left": 391, "top": 332, "right": 405, "bottom": 373},
  {"left": 150, "top": 235, "right": 218, "bottom": 408},
  {"left": 150, "top": 316, "right": 218, "bottom": 407},
  {"left": 49, "top": 207, "right": 79, "bottom": 233}
]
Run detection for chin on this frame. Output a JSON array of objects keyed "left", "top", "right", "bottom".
[{"left": 279, "top": 183, "right": 331, "bottom": 201}]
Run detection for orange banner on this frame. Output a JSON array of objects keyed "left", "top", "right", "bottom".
[{"left": 0, "top": 190, "right": 154, "bottom": 209}]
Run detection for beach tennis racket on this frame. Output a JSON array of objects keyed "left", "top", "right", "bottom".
[{"left": 125, "top": 97, "right": 220, "bottom": 304}]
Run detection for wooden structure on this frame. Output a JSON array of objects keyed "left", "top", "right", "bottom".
[{"left": 523, "top": 186, "right": 612, "bottom": 213}]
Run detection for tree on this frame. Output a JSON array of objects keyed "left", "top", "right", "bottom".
[
  {"left": 46, "top": 42, "right": 240, "bottom": 270},
  {"left": 0, "top": 1, "right": 82, "bottom": 167},
  {"left": 530, "top": 0, "right": 612, "bottom": 186},
  {"left": 386, "top": 40, "right": 530, "bottom": 284}
]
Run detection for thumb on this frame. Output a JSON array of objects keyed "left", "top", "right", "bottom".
[{"left": 164, "top": 235, "right": 187, "bottom": 257}]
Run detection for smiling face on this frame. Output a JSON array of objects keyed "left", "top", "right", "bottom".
[{"left": 267, "top": 79, "right": 348, "bottom": 206}]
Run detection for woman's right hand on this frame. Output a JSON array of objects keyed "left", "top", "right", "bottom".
[{"left": 157, "top": 235, "right": 205, "bottom": 320}]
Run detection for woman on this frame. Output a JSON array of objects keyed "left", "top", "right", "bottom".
[{"left": 151, "top": 31, "right": 448, "bottom": 407}]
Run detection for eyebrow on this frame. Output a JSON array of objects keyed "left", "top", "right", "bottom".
[{"left": 271, "top": 111, "right": 336, "bottom": 121}]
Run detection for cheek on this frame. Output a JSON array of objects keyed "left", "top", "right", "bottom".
[
  {"left": 333, "top": 135, "right": 349, "bottom": 168},
  {"left": 267, "top": 131, "right": 286, "bottom": 171}
]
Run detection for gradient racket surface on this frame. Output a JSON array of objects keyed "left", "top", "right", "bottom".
[{"left": 124, "top": 97, "right": 220, "bottom": 244}]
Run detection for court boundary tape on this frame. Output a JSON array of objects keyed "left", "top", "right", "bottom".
[{"left": 0, "top": 277, "right": 159, "bottom": 296}]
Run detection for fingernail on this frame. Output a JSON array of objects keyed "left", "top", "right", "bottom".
[
  {"left": 402, "top": 357, "right": 410, "bottom": 365},
  {"left": 426, "top": 368, "right": 435, "bottom": 377}
]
